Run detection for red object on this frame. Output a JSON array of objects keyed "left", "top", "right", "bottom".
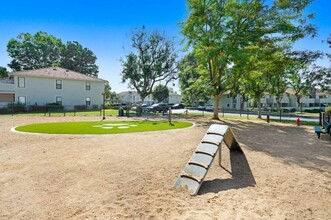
[
  {"left": 267, "top": 114, "right": 270, "bottom": 123},
  {"left": 296, "top": 118, "right": 301, "bottom": 126}
]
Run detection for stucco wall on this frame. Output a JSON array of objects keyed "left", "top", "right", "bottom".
[{"left": 13, "top": 76, "right": 105, "bottom": 107}]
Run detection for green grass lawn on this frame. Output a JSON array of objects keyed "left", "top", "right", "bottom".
[{"left": 14, "top": 120, "right": 193, "bottom": 134}]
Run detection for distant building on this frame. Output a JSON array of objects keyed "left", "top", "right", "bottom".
[
  {"left": 0, "top": 67, "right": 107, "bottom": 110},
  {"left": 217, "top": 89, "right": 331, "bottom": 111}
]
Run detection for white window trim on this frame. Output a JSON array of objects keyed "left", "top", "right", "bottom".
[
  {"left": 86, "top": 82, "right": 91, "bottom": 91},
  {"left": 18, "top": 96, "right": 27, "bottom": 104},
  {"left": 86, "top": 97, "right": 91, "bottom": 106},
  {"left": 56, "top": 96, "right": 63, "bottom": 105},
  {"left": 56, "top": 80, "right": 62, "bottom": 90},
  {"left": 18, "top": 77, "right": 25, "bottom": 88}
]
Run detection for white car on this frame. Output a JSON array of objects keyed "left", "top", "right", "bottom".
[{"left": 205, "top": 104, "right": 214, "bottom": 111}]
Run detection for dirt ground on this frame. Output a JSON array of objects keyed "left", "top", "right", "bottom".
[{"left": 0, "top": 115, "right": 330, "bottom": 220}]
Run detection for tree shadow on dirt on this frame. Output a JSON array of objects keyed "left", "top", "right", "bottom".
[{"left": 224, "top": 120, "right": 331, "bottom": 176}]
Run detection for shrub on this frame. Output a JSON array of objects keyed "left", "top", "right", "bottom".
[
  {"left": 326, "top": 106, "right": 331, "bottom": 113},
  {"left": 74, "top": 105, "right": 87, "bottom": 111},
  {"left": 304, "top": 109, "right": 322, "bottom": 113},
  {"left": 27, "top": 105, "right": 47, "bottom": 112},
  {"left": 7, "top": 103, "right": 26, "bottom": 113},
  {"left": 0, "top": 107, "right": 9, "bottom": 114}
]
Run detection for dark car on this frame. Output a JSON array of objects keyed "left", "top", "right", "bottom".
[
  {"left": 147, "top": 103, "right": 169, "bottom": 113},
  {"left": 171, "top": 103, "right": 185, "bottom": 109}
]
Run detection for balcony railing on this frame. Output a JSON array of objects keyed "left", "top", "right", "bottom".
[{"left": 0, "top": 79, "right": 14, "bottom": 84}]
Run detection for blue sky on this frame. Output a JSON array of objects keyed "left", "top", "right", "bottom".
[{"left": 0, "top": 0, "right": 330, "bottom": 93}]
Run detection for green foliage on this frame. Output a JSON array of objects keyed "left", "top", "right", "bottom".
[
  {"left": 109, "top": 91, "right": 121, "bottom": 104},
  {"left": 60, "top": 41, "right": 99, "bottom": 77},
  {"left": 287, "top": 50, "right": 324, "bottom": 107},
  {"left": 326, "top": 106, "right": 331, "bottom": 113},
  {"left": 178, "top": 53, "right": 211, "bottom": 106},
  {"left": 103, "top": 82, "right": 112, "bottom": 99},
  {"left": 121, "top": 26, "right": 178, "bottom": 103},
  {"left": 181, "top": 0, "right": 316, "bottom": 119},
  {"left": 7, "top": 31, "right": 99, "bottom": 76},
  {"left": 7, "top": 32, "right": 64, "bottom": 71},
  {"left": 314, "top": 35, "right": 331, "bottom": 92},
  {"left": 0, "top": 66, "right": 9, "bottom": 78},
  {"left": 152, "top": 84, "right": 169, "bottom": 103}
]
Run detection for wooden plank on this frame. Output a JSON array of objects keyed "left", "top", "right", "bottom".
[
  {"left": 201, "top": 134, "right": 224, "bottom": 146},
  {"left": 190, "top": 152, "right": 213, "bottom": 168},
  {"left": 196, "top": 143, "right": 218, "bottom": 157},
  {"left": 206, "top": 124, "right": 227, "bottom": 136},
  {"left": 223, "top": 127, "right": 242, "bottom": 151},
  {"left": 173, "top": 176, "right": 200, "bottom": 195}
]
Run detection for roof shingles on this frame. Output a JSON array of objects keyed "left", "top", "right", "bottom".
[{"left": 10, "top": 67, "right": 107, "bottom": 83}]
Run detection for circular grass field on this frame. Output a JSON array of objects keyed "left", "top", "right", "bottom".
[{"left": 14, "top": 121, "right": 193, "bottom": 134}]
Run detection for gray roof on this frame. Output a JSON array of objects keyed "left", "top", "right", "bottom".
[{"left": 10, "top": 67, "right": 107, "bottom": 83}]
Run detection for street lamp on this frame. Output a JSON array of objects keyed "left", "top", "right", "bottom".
[{"left": 102, "top": 92, "right": 106, "bottom": 120}]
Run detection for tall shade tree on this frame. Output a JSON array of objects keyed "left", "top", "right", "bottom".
[
  {"left": 152, "top": 84, "right": 169, "bottom": 103},
  {"left": 244, "top": 46, "right": 277, "bottom": 118},
  {"left": 61, "top": 41, "right": 99, "bottom": 77},
  {"left": 7, "top": 32, "right": 99, "bottom": 77},
  {"left": 0, "top": 66, "right": 9, "bottom": 78},
  {"left": 287, "top": 50, "right": 324, "bottom": 111},
  {"left": 178, "top": 53, "right": 211, "bottom": 106},
  {"left": 7, "top": 32, "right": 64, "bottom": 71},
  {"left": 181, "top": 0, "right": 317, "bottom": 119},
  {"left": 314, "top": 35, "right": 331, "bottom": 92},
  {"left": 120, "top": 27, "right": 178, "bottom": 104},
  {"left": 267, "top": 47, "right": 292, "bottom": 112}
]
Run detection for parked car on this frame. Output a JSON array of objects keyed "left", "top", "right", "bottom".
[
  {"left": 171, "top": 103, "right": 185, "bottom": 109},
  {"left": 197, "top": 105, "right": 206, "bottom": 111},
  {"left": 168, "top": 103, "right": 174, "bottom": 108},
  {"left": 147, "top": 103, "right": 169, "bottom": 113},
  {"left": 205, "top": 104, "right": 214, "bottom": 111},
  {"left": 131, "top": 104, "right": 149, "bottom": 112}
]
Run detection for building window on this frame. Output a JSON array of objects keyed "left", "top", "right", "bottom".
[
  {"left": 18, "top": 96, "right": 26, "bottom": 104},
  {"left": 18, "top": 77, "right": 25, "bottom": 88},
  {"left": 86, "top": 97, "right": 91, "bottom": 106},
  {"left": 86, "top": 82, "right": 91, "bottom": 90},
  {"left": 56, "top": 80, "right": 62, "bottom": 89},
  {"left": 56, "top": 96, "right": 62, "bottom": 105}
]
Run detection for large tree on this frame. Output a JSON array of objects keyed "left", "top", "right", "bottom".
[
  {"left": 0, "top": 66, "right": 9, "bottom": 78},
  {"left": 313, "top": 35, "right": 331, "bottom": 92},
  {"left": 7, "top": 32, "right": 64, "bottom": 71},
  {"left": 7, "top": 31, "right": 99, "bottom": 76},
  {"left": 152, "top": 84, "right": 169, "bottom": 103},
  {"left": 178, "top": 53, "right": 211, "bottom": 106},
  {"left": 120, "top": 26, "right": 178, "bottom": 104},
  {"left": 287, "top": 50, "right": 324, "bottom": 111},
  {"left": 60, "top": 41, "right": 99, "bottom": 77},
  {"left": 181, "top": 0, "right": 317, "bottom": 120}
]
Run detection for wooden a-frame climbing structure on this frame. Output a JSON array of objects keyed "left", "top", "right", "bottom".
[{"left": 173, "top": 124, "right": 242, "bottom": 195}]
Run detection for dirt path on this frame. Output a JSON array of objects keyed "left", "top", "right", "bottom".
[{"left": 1, "top": 115, "right": 330, "bottom": 219}]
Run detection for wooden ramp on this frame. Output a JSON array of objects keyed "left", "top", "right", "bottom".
[{"left": 173, "top": 124, "right": 242, "bottom": 195}]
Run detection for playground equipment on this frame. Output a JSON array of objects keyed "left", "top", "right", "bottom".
[{"left": 173, "top": 124, "right": 242, "bottom": 195}]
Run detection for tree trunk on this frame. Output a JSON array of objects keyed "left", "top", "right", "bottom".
[
  {"left": 212, "top": 94, "right": 220, "bottom": 120},
  {"left": 277, "top": 100, "right": 281, "bottom": 113},
  {"left": 296, "top": 96, "right": 302, "bottom": 113},
  {"left": 257, "top": 98, "right": 262, "bottom": 119}
]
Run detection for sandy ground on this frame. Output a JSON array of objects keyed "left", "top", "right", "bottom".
[{"left": 0, "top": 115, "right": 330, "bottom": 220}]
